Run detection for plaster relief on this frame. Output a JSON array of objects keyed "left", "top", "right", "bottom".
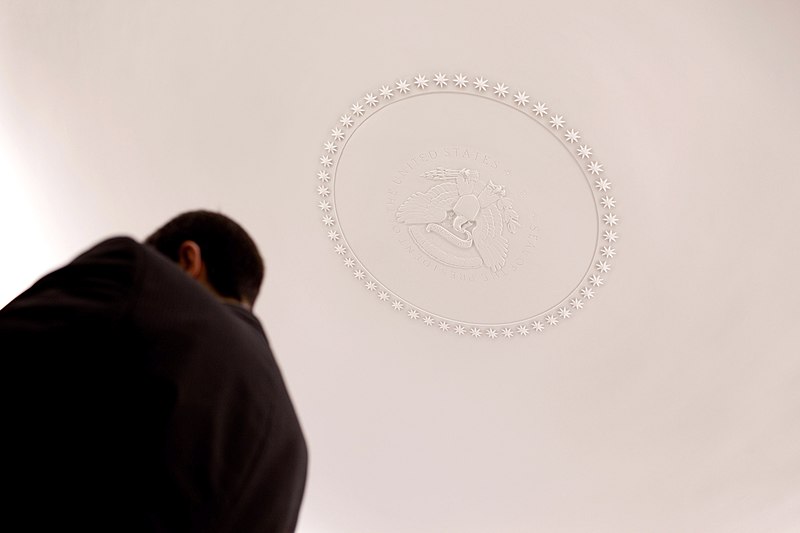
[{"left": 316, "top": 72, "right": 619, "bottom": 336}]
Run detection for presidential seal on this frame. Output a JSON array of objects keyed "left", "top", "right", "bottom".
[{"left": 315, "top": 72, "right": 620, "bottom": 338}]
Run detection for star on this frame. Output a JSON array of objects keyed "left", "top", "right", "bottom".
[
  {"left": 438, "top": 321, "right": 450, "bottom": 331},
  {"left": 353, "top": 270, "right": 365, "bottom": 280},
  {"left": 378, "top": 291, "right": 390, "bottom": 301},
  {"left": 423, "top": 316, "right": 435, "bottom": 326},
  {"left": 339, "top": 114, "right": 353, "bottom": 127},
  {"left": 570, "top": 298, "right": 584, "bottom": 309},
  {"left": 343, "top": 257, "right": 355, "bottom": 267},
  {"left": 545, "top": 315, "right": 559, "bottom": 326},
  {"left": 577, "top": 145, "right": 592, "bottom": 159},
  {"left": 589, "top": 274, "right": 604, "bottom": 287},
  {"left": 595, "top": 178, "right": 612, "bottom": 192},
  {"left": 350, "top": 102, "right": 365, "bottom": 116},
  {"left": 318, "top": 200, "right": 332, "bottom": 212},
  {"left": 596, "top": 260, "right": 611, "bottom": 273},
  {"left": 603, "top": 213, "right": 619, "bottom": 226},
  {"left": 322, "top": 215, "right": 335, "bottom": 226},
  {"left": 517, "top": 325, "right": 529, "bottom": 336},
  {"left": 513, "top": 90, "right": 530, "bottom": 106},
  {"left": 473, "top": 76, "right": 489, "bottom": 91},
  {"left": 380, "top": 85, "right": 393, "bottom": 99},
  {"left": 549, "top": 115, "right": 565, "bottom": 129},
  {"left": 334, "top": 244, "right": 347, "bottom": 255},
  {"left": 364, "top": 93, "right": 379, "bottom": 107},
  {"left": 408, "top": 309, "right": 419, "bottom": 319},
  {"left": 532, "top": 101, "right": 548, "bottom": 117},
  {"left": 433, "top": 72, "right": 448, "bottom": 87},
  {"left": 317, "top": 170, "right": 330, "bottom": 182},
  {"left": 502, "top": 328, "right": 514, "bottom": 338},
  {"left": 327, "top": 230, "right": 340, "bottom": 241},
  {"left": 331, "top": 127, "right": 345, "bottom": 141},
  {"left": 470, "top": 327, "right": 482, "bottom": 338},
  {"left": 603, "top": 230, "right": 618, "bottom": 243},
  {"left": 587, "top": 161, "right": 604, "bottom": 175},
  {"left": 365, "top": 280, "right": 377, "bottom": 291},
  {"left": 454, "top": 325, "right": 466, "bottom": 335},
  {"left": 601, "top": 246, "right": 616, "bottom": 258},
  {"left": 392, "top": 300, "right": 404, "bottom": 310},
  {"left": 581, "top": 287, "right": 595, "bottom": 299},
  {"left": 320, "top": 155, "right": 333, "bottom": 167},
  {"left": 453, "top": 74, "right": 469, "bottom": 88},
  {"left": 414, "top": 74, "right": 429, "bottom": 89},
  {"left": 317, "top": 185, "right": 330, "bottom": 196},
  {"left": 396, "top": 79, "right": 410, "bottom": 94},
  {"left": 564, "top": 129, "right": 580, "bottom": 143},
  {"left": 486, "top": 328, "right": 498, "bottom": 339},
  {"left": 558, "top": 307, "right": 572, "bottom": 319},
  {"left": 532, "top": 321, "right": 545, "bottom": 332},
  {"left": 600, "top": 196, "right": 616, "bottom": 209},
  {"left": 493, "top": 82, "right": 509, "bottom": 97}
]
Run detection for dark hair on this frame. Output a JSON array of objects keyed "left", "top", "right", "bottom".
[{"left": 145, "top": 210, "right": 265, "bottom": 304}]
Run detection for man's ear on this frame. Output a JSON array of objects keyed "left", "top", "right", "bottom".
[{"left": 177, "top": 240, "right": 204, "bottom": 280}]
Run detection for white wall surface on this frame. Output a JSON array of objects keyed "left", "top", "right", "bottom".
[{"left": 1, "top": 1, "right": 799, "bottom": 532}]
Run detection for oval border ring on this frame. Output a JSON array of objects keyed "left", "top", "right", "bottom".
[{"left": 315, "top": 72, "right": 620, "bottom": 338}]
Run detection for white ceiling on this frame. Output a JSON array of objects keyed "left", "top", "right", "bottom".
[{"left": 1, "top": 1, "right": 799, "bottom": 532}]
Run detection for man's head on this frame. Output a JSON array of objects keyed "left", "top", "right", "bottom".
[{"left": 145, "top": 210, "right": 264, "bottom": 308}]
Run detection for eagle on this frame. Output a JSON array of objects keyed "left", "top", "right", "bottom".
[{"left": 396, "top": 168, "right": 511, "bottom": 272}]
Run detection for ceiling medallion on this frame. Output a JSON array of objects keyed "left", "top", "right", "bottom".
[{"left": 316, "top": 72, "right": 619, "bottom": 337}]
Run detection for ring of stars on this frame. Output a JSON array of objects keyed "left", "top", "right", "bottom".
[{"left": 316, "top": 72, "right": 619, "bottom": 337}]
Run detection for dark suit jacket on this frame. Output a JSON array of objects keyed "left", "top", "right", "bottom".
[{"left": 1, "top": 237, "right": 307, "bottom": 532}]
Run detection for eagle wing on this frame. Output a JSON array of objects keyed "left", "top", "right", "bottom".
[
  {"left": 396, "top": 183, "right": 459, "bottom": 224},
  {"left": 472, "top": 204, "right": 509, "bottom": 272}
]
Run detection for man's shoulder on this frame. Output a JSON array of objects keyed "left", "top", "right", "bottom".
[
  {"left": 0, "top": 236, "right": 146, "bottom": 324},
  {"left": 72, "top": 235, "right": 142, "bottom": 261},
  {"left": 223, "top": 303, "right": 267, "bottom": 338},
  {"left": 64, "top": 236, "right": 146, "bottom": 286},
  {"left": 84, "top": 236, "right": 217, "bottom": 314}
]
